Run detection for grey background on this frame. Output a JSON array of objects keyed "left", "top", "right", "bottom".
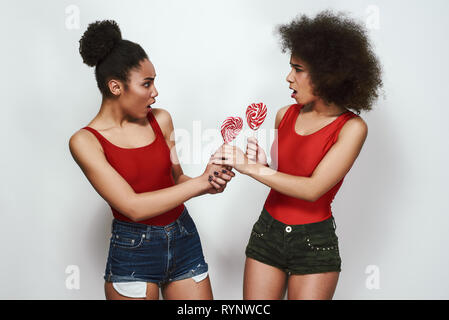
[{"left": 1, "top": 0, "right": 448, "bottom": 299}]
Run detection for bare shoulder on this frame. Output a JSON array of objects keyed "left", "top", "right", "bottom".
[
  {"left": 339, "top": 115, "right": 368, "bottom": 141},
  {"left": 151, "top": 107, "right": 172, "bottom": 124},
  {"left": 151, "top": 107, "right": 174, "bottom": 138},
  {"left": 275, "top": 104, "right": 292, "bottom": 129},
  {"left": 69, "top": 128, "right": 103, "bottom": 161}
]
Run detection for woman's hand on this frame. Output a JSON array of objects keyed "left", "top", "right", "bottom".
[
  {"left": 210, "top": 144, "right": 253, "bottom": 175},
  {"left": 246, "top": 137, "right": 268, "bottom": 166},
  {"left": 200, "top": 162, "right": 235, "bottom": 195}
]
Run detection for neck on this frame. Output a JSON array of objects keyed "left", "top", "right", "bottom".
[
  {"left": 303, "top": 99, "right": 346, "bottom": 117},
  {"left": 95, "top": 97, "right": 146, "bottom": 129}
]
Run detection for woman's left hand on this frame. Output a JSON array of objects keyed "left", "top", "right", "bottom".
[
  {"left": 204, "top": 163, "right": 235, "bottom": 194},
  {"left": 210, "top": 144, "right": 252, "bottom": 174}
]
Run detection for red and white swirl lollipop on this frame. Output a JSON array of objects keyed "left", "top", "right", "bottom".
[
  {"left": 246, "top": 103, "right": 267, "bottom": 131},
  {"left": 221, "top": 116, "right": 243, "bottom": 144}
]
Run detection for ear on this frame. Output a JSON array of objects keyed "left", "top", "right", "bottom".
[{"left": 107, "top": 79, "right": 123, "bottom": 96}]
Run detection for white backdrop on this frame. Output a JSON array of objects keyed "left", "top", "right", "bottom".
[{"left": 1, "top": 0, "right": 448, "bottom": 299}]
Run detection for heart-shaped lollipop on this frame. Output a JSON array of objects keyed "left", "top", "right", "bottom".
[
  {"left": 246, "top": 103, "right": 267, "bottom": 130},
  {"left": 221, "top": 116, "right": 243, "bottom": 144}
]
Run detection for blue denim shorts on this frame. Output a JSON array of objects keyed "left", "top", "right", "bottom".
[{"left": 104, "top": 207, "right": 208, "bottom": 287}]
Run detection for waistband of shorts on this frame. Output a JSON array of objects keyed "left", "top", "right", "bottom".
[
  {"left": 111, "top": 206, "right": 189, "bottom": 234},
  {"left": 260, "top": 207, "right": 336, "bottom": 232}
]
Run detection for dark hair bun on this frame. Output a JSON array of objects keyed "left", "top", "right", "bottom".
[{"left": 79, "top": 20, "right": 122, "bottom": 67}]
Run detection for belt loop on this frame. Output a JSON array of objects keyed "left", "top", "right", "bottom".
[
  {"left": 266, "top": 214, "right": 274, "bottom": 232},
  {"left": 262, "top": 208, "right": 274, "bottom": 232},
  {"left": 176, "top": 218, "right": 183, "bottom": 232},
  {"left": 145, "top": 225, "right": 150, "bottom": 240},
  {"left": 332, "top": 216, "right": 337, "bottom": 231}
]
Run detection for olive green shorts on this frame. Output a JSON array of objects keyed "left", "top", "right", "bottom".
[{"left": 245, "top": 208, "right": 341, "bottom": 275}]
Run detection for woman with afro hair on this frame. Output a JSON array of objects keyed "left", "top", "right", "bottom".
[
  {"left": 69, "top": 20, "right": 235, "bottom": 300},
  {"left": 211, "top": 10, "right": 382, "bottom": 299}
]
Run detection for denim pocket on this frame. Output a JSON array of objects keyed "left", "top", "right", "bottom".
[
  {"left": 305, "top": 229, "right": 339, "bottom": 252},
  {"left": 112, "top": 230, "right": 145, "bottom": 249},
  {"left": 251, "top": 218, "right": 267, "bottom": 238},
  {"left": 179, "top": 214, "right": 197, "bottom": 237}
]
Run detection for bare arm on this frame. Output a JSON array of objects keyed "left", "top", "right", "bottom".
[
  {"left": 154, "top": 108, "right": 235, "bottom": 191},
  {"left": 154, "top": 108, "right": 192, "bottom": 185},
  {"left": 69, "top": 129, "right": 211, "bottom": 222},
  {"left": 212, "top": 112, "right": 368, "bottom": 202}
]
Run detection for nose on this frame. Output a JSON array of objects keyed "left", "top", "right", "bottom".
[
  {"left": 151, "top": 86, "right": 158, "bottom": 98},
  {"left": 286, "top": 69, "right": 294, "bottom": 83}
]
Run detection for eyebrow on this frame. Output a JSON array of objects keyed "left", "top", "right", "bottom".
[
  {"left": 143, "top": 76, "right": 156, "bottom": 81},
  {"left": 290, "top": 63, "right": 304, "bottom": 68}
]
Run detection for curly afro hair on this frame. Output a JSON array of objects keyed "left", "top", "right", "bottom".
[
  {"left": 277, "top": 10, "right": 383, "bottom": 114},
  {"left": 79, "top": 20, "right": 148, "bottom": 98}
]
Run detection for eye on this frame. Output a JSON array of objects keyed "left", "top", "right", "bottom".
[
  {"left": 143, "top": 82, "right": 151, "bottom": 88},
  {"left": 295, "top": 68, "right": 303, "bottom": 72}
]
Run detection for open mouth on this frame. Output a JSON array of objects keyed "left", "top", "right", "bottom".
[{"left": 291, "top": 89, "right": 297, "bottom": 98}]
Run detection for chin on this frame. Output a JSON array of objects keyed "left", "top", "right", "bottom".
[
  {"left": 294, "top": 97, "right": 304, "bottom": 105},
  {"left": 297, "top": 97, "right": 315, "bottom": 106}
]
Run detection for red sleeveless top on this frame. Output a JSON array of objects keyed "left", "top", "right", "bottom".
[
  {"left": 82, "top": 108, "right": 184, "bottom": 226},
  {"left": 264, "top": 104, "right": 359, "bottom": 225}
]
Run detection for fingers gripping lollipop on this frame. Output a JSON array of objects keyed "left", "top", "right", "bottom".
[
  {"left": 221, "top": 116, "right": 243, "bottom": 144},
  {"left": 245, "top": 103, "right": 267, "bottom": 163},
  {"left": 214, "top": 117, "right": 242, "bottom": 173}
]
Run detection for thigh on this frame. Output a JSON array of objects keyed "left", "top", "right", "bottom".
[
  {"left": 104, "top": 281, "right": 159, "bottom": 300},
  {"left": 161, "top": 275, "right": 213, "bottom": 300},
  {"left": 243, "top": 258, "right": 287, "bottom": 300},
  {"left": 287, "top": 271, "right": 339, "bottom": 300}
]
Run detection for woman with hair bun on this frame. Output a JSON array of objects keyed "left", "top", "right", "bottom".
[
  {"left": 69, "top": 20, "right": 234, "bottom": 300},
  {"left": 211, "top": 10, "right": 382, "bottom": 299}
]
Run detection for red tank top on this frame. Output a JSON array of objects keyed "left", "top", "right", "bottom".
[
  {"left": 264, "top": 104, "right": 359, "bottom": 225},
  {"left": 82, "top": 108, "right": 184, "bottom": 226}
]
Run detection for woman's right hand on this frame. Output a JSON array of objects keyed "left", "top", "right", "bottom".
[{"left": 246, "top": 137, "right": 268, "bottom": 166}]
